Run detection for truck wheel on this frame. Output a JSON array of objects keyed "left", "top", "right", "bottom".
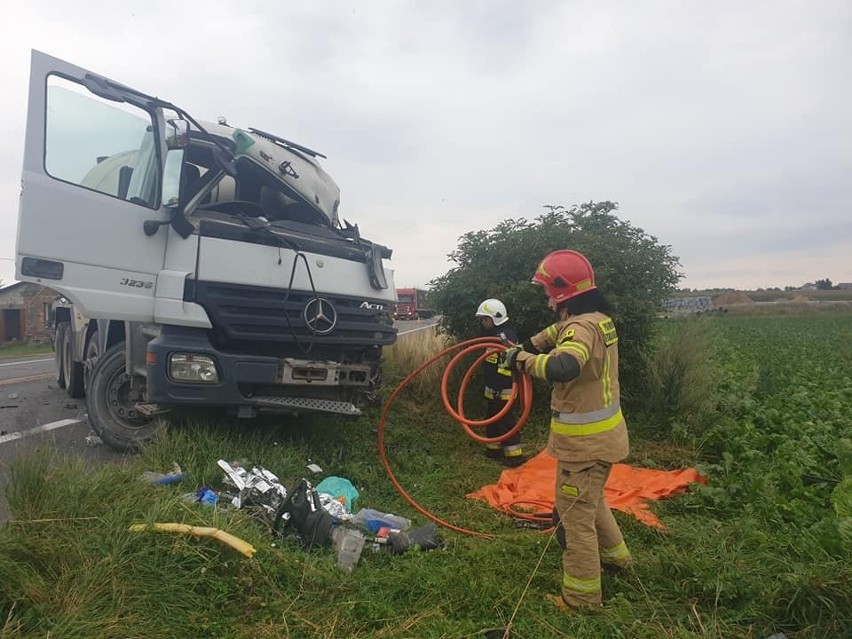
[
  {"left": 63, "top": 326, "right": 86, "bottom": 399},
  {"left": 55, "top": 322, "right": 67, "bottom": 389},
  {"left": 83, "top": 330, "right": 100, "bottom": 396},
  {"left": 86, "top": 341, "right": 163, "bottom": 452}
]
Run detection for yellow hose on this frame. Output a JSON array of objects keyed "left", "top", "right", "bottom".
[{"left": 129, "top": 522, "right": 256, "bottom": 558}]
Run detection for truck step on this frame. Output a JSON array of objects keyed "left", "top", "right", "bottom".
[
  {"left": 252, "top": 396, "right": 362, "bottom": 416},
  {"left": 134, "top": 403, "right": 172, "bottom": 417}
]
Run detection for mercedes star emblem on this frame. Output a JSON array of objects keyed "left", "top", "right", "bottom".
[{"left": 303, "top": 297, "right": 338, "bottom": 335}]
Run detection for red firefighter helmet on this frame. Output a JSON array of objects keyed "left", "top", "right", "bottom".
[{"left": 531, "top": 250, "right": 596, "bottom": 303}]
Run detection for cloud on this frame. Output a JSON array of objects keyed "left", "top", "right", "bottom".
[{"left": 0, "top": 0, "right": 850, "bottom": 292}]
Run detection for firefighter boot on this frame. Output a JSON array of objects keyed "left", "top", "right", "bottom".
[{"left": 545, "top": 593, "right": 602, "bottom": 614}]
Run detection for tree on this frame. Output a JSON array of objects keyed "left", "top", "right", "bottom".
[
  {"left": 429, "top": 201, "right": 682, "bottom": 397},
  {"left": 815, "top": 278, "right": 834, "bottom": 290}
]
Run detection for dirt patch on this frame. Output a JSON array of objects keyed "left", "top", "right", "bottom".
[
  {"left": 790, "top": 295, "right": 811, "bottom": 303},
  {"left": 712, "top": 291, "right": 754, "bottom": 306}
]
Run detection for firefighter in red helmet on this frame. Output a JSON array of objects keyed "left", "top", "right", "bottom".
[{"left": 498, "top": 249, "right": 632, "bottom": 611}]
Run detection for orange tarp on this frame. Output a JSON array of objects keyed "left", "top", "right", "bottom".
[{"left": 466, "top": 450, "right": 707, "bottom": 528}]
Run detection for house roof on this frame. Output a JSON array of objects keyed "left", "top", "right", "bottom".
[{"left": 0, "top": 281, "right": 27, "bottom": 294}]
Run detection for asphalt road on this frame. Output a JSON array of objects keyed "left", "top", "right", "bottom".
[
  {"left": 0, "top": 319, "right": 439, "bottom": 525},
  {"left": 0, "top": 355, "right": 126, "bottom": 525},
  {"left": 0, "top": 354, "right": 54, "bottom": 383}
]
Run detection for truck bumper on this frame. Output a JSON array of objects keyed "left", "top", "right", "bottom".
[
  {"left": 145, "top": 327, "right": 370, "bottom": 415},
  {"left": 146, "top": 327, "right": 278, "bottom": 406}
]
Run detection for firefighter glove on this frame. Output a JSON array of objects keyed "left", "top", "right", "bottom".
[{"left": 497, "top": 346, "right": 523, "bottom": 372}]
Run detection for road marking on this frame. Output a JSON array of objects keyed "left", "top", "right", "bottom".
[
  {"left": 0, "top": 357, "right": 54, "bottom": 368},
  {"left": 0, "top": 419, "right": 81, "bottom": 445},
  {"left": 397, "top": 323, "right": 438, "bottom": 336},
  {"left": 0, "top": 373, "right": 54, "bottom": 387}
]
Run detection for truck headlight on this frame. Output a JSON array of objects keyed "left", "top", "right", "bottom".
[{"left": 169, "top": 353, "right": 219, "bottom": 383}]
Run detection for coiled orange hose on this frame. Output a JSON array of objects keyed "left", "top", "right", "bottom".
[{"left": 377, "top": 336, "right": 540, "bottom": 538}]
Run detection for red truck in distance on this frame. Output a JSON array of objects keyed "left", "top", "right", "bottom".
[{"left": 394, "top": 288, "right": 434, "bottom": 320}]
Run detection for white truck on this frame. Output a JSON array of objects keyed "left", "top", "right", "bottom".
[{"left": 16, "top": 51, "right": 397, "bottom": 450}]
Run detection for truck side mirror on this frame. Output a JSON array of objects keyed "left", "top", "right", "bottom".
[{"left": 165, "top": 119, "right": 190, "bottom": 150}]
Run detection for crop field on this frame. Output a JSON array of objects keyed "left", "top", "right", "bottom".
[{"left": 0, "top": 313, "right": 850, "bottom": 638}]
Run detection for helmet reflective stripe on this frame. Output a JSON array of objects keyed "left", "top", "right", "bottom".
[{"left": 475, "top": 298, "right": 509, "bottom": 326}]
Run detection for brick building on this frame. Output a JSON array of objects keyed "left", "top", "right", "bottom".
[{"left": 0, "top": 282, "right": 59, "bottom": 343}]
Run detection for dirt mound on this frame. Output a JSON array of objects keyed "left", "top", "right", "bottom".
[
  {"left": 712, "top": 291, "right": 754, "bottom": 306},
  {"left": 790, "top": 295, "right": 811, "bottom": 303}
]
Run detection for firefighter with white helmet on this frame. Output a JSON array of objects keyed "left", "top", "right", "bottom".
[
  {"left": 498, "top": 250, "right": 632, "bottom": 611},
  {"left": 475, "top": 298, "right": 524, "bottom": 466}
]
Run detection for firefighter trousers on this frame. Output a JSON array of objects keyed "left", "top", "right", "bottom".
[
  {"left": 554, "top": 460, "right": 632, "bottom": 607},
  {"left": 484, "top": 398, "right": 522, "bottom": 459}
]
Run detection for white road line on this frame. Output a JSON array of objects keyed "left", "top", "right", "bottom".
[
  {"left": 0, "top": 419, "right": 81, "bottom": 445},
  {"left": 0, "top": 357, "right": 54, "bottom": 368},
  {"left": 397, "top": 324, "right": 438, "bottom": 336}
]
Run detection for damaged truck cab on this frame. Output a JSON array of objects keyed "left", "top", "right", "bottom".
[{"left": 16, "top": 51, "right": 397, "bottom": 450}]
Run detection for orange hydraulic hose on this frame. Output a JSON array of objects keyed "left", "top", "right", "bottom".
[{"left": 378, "top": 336, "right": 535, "bottom": 538}]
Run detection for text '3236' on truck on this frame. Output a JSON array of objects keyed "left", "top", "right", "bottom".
[{"left": 15, "top": 51, "right": 397, "bottom": 451}]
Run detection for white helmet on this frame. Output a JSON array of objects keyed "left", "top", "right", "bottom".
[{"left": 475, "top": 298, "right": 509, "bottom": 326}]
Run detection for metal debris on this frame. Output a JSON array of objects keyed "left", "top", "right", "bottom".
[
  {"left": 218, "top": 459, "right": 288, "bottom": 513},
  {"left": 319, "top": 493, "right": 351, "bottom": 520}
]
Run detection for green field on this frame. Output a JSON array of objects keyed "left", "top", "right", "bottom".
[{"left": 1, "top": 315, "right": 849, "bottom": 638}]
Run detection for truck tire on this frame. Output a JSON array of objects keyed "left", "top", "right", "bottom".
[
  {"left": 83, "top": 330, "right": 100, "bottom": 396},
  {"left": 54, "top": 322, "right": 67, "bottom": 389},
  {"left": 86, "top": 341, "right": 163, "bottom": 452},
  {"left": 62, "top": 326, "right": 85, "bottom": 399}
]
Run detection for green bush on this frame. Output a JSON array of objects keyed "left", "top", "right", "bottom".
[
  {"left": 429, "top": 201, "right": 681, "bottom": 399},
  {"left": 630, "top": 317, "right": 720, "bottom": 438}
]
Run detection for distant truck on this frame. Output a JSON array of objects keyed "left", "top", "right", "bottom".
[{"left": 394, "top": 288, "right": 433, "bottom": 320}]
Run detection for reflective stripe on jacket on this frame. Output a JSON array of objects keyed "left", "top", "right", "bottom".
[{"left": 525, "top": 311, "right": 629, "bottom": 463}]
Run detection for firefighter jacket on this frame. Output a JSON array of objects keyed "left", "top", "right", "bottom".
[
  {"left": 481, "top": 323, "right": 518, "bottom": 400},
  {"left": 517, "top": 311, "right": 629, "bottom": 463}
]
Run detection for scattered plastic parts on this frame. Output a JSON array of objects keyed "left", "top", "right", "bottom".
[
  {"left": 764, "top": 635, "right": 788, "bottom": 639},
  {"left": 84, "top": 431, "right": 103, "bottom": 447},
  {"left": 319, "top": 493, "right": 350, "bottom": 520},
  {"left": 332, "top": 526, "right": 365, "bottom": 572},
  {"left": 129, "top": 522, "right": 256, "bottom": 558},
  {"left": 307, "top": 463, "right": 323, "bottom": 474},
  {"left": 350, "top": 508, "right": 412, "bottom": 534},
  {"left": 139, "top": 463, "right": 186, "bottom": 485},
  {"left": 197, "top": 486, "right": 219, "bottom": 506},
  {"left": 316, "top": 476, "right": 359, "bottom": 512},
  {"left": 7, "top": 392, "right": 18, "bottom": 400},
  {"left": 386, "top": 523, "right": 443, "bottom": 555}
]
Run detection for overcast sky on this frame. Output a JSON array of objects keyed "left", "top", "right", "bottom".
[{"left": 1, "top": 1, "right": 850, "bottom": 291}]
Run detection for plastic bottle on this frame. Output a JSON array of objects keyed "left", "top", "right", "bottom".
[
  {"left": 332, "top": 527, "right": 365, "bottom": 573},
  {"left": 349, "top": 508, "right": 412, "bottom": 534}
]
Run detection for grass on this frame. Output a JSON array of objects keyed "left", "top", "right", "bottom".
[
  {"left": 1, "top": 319, "right": 850, "bottom": 638},
  {"left": 0, "top": 343, "right": 53, "bottom": 359}
]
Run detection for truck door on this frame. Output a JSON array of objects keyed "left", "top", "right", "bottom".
[{"left": 15, "top": 50, "right": 175, "bottom": 322}]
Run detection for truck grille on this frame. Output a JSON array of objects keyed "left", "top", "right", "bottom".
[{"left": 185, "top": 281, "right": 396, "bottom": 348}]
